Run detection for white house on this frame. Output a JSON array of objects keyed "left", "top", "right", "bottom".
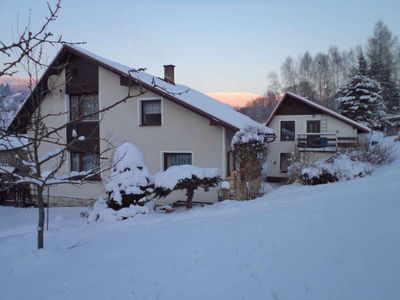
[
  {"left": 265, "top": 92, "right": 371, "bottom": 181},
  {"left": 10, "top": 45, "right": 275, "bottom": 206}
]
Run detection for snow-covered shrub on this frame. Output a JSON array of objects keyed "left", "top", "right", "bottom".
[
  {"left": 288, "top": 154, "right": 374, "bottom": 185},
  {"left": 153, "top": 165, "right": 220, "bottom": 208},
  {"left": 349, "top": 135, "right": 395, "bottom": 165},
  {"left": 106, "top": 143, "right": 153, "bottom": 210},
  {"left": 231, "top": 124, "right": 273, "bottom": 163},
  {"left": 86, "top": 198, "right": 149, "bottom": 222}
]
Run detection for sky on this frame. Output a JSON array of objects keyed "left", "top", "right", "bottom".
[{"left": 1, "top": 0, "right": 400, "bottom": 105}]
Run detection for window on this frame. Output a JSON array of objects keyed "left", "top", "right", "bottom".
[
  {"left": 163, "top": 152, "right": 192, "bottom": 171},
  {"left": 280, "top": 153, "right": 292, "bottom": 173},
  {"left": 70, "top": 94, "right": 99, "bottom": 121},
  {"left": 307, "top": 120, "right": 320, "bottom": 133},
  {"left": 281, "top": 121, "right": 295, "bottom": 141},
  {"left": 141, "top": 100, "right": 161, "bottom": 126},
  {"left": 0, "top": 156, "right": 8, "bottom": 166},
  {"left": 71, "top": 152, "right": 100, "bottom": 173}
]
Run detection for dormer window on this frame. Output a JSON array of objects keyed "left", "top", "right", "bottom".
[{"left": 141, "top": 99, "right": 161, "bottom": 126}]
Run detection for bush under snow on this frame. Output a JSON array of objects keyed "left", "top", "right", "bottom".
[
  {"left": 231, "top": 123, "right": 274, "bottom": 146},
  {"left": 106, "top": 142, "right": 153, "bottom": 209},
  {"left": 289, "top": 154, "right": 374, "bottom": 185},
  {"left": 101, "top": 143, "right": 222, "bottom": 214},
  {"left": 153, "top": 165, "right": 220, "bottom": 209},
  {"left": 289, "top": 134, "right": 397, "bottom": 185},
  {"left": 87, "top": 198, "right": 149, "bottom": 222}
]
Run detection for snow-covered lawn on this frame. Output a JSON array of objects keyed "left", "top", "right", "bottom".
[{"left": 1, "top": 161, "right": 400, "bottom": 299}]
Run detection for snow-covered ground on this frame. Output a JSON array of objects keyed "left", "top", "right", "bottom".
[{"left": 1, "top": 152, "right": 400, "bottom": 299}]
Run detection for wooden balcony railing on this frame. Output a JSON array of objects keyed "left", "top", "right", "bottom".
[{"left": 297, "top": 133, "right": 358, "bottom": 152}]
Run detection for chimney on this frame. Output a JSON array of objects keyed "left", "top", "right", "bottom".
[{"left": 163, "top": 64, "right": 175, "bottom": 84}]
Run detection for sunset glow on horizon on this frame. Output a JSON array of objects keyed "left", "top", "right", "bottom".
[{"left": 207, "top": 92, "right": 261, "bottom": 107}]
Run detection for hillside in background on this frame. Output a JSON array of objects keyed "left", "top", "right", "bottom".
[
  {"left": 236, "top": 93, "right": 280, "bottom": 123},
  {"left": 0, "top": 76, "right": 30, "bottom": 129}
]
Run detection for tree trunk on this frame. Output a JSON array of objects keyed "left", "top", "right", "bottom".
[
  {"left": 37, "top": 186, "right": 45, "bottom": 249},
  {"left": 186, "top": 188, "right": 194, "bottom": 209}
]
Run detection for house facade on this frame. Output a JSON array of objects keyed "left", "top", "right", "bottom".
[
  {"left": 265, "top": 92, "right": 371, "bottom": 181},
  {"left": 10, "top": 45, "right": 274, "bottom": 206}
]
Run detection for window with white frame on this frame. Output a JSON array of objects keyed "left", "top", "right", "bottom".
[
  {"left": 141, "top": 99, "right": 161, "bottom": 126},
  {"left": 163, "top": 152, "right": 192, "bottom": 171}
]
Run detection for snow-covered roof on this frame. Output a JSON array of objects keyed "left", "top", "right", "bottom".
[
  {"left": 0, "top": 166, "right": 15, "bottom": 174},
  {"left": 66, "top": 45, "right": 274, "bottom": 133},
  {"left": 266, "top": 92, "right": 371, "bottom": 133},
  {"left": 0, "top": 135, "right": 28, "bottom": 151}
]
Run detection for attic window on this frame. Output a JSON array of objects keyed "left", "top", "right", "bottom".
[{"left": 141, "top": 100, "right": 161, "bottom": 126}]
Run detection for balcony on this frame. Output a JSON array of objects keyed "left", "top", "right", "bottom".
[{"left": 297, "top": 133, "right": 358, "bottom": 152}]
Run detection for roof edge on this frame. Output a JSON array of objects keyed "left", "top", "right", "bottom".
[{"left": 265, "top": 92, "right": 371, "bottom": 134}]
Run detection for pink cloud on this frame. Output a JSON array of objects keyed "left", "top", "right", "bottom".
[{"left": 207, "top": 92, "right": 261, "bottom": 107}]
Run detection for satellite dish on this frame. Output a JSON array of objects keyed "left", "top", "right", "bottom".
[{"left": 47, "top": 75, "right": 59, "bottom": 93}]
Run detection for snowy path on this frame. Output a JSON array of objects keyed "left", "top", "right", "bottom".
[{"left": 0, "top": 161, "right": 399, "bottom": 300}]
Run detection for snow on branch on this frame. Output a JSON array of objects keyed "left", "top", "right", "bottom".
[
  {"left": 153, "top": 165, "right": 220, "bottom": 190},
  {"left": 153, "top": 165, "right": 221, "bottom": 209}
]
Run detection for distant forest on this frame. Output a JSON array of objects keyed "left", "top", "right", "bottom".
[{"left": 237, "top": 20, "right": 400, "bottom": 123}]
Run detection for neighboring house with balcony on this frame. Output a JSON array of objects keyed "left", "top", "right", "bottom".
[
  {"left": 265, "top": 92, "right": 371, "bottom": 181},
  {"left": 9, "top": 45, "right": 274, "bottom": 206}
]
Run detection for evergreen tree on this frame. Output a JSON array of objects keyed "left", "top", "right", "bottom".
[
  {"left": 335, "top": 54, "right": 387, "bottom": 130},
  {"left": 357, "top": 49, "right": 368, "bottom": 76},
  {"left": 367, "top": 20, "right": 400, "bottom": 111},
  {"left": 106, "top": 143, "right": 153, "bottom": 210}
]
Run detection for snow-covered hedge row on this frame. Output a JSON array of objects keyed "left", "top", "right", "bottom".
[
  {"left": 153, "top": 165, "right": 219, "bottom": 190},
  {"left": 288, "top": 154, "right": 374, "bottom": 185},
  {"left": 153, "top": 165, "right": 220, "bottom": 209}
]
